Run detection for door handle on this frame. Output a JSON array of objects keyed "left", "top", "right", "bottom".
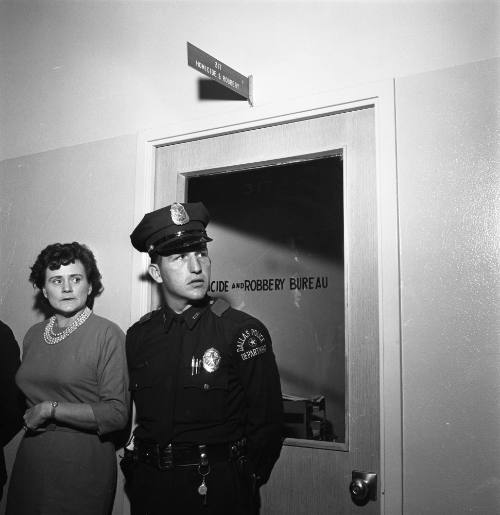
[{"left": 349, "top": 470, "right": 377, "bottom": 503}]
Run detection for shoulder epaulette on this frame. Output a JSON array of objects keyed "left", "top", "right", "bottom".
[
  {"left": 128, "top": 309, "right": 160, "bottom": 332},
  {"left": 210, "top": 298, "right": 230, "bottom": 317},
  {"left": 139, "top": 309, "right": 161, "bottom": 324}
]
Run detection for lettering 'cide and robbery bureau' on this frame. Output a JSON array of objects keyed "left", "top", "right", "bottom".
[{"left": 208, "top": 276, "right": 329, "bottom": 293}]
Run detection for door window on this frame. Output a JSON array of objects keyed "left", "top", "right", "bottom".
[{"left": 187, "top": 154, "right": 346, "bottom": 444}]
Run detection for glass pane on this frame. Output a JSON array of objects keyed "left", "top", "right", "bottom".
[{"left": 187, "top": 154, "right": 345, "bottom": 444}]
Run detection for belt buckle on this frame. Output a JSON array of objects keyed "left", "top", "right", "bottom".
[{"left": 158, "top": 444, "right": 173, "bottom": 470}]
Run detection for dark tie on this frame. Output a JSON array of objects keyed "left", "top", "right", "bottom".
[{"left": 161, "top": 314, "right": 184, "bottom": 445}]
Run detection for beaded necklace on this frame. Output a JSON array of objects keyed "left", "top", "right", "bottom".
[{"left": 43, "top": 307, "right": 92, "bottom": 345}]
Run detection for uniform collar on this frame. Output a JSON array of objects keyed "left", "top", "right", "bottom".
[{"left": 162, "top": 297, "right": 211, "bottom": 331}]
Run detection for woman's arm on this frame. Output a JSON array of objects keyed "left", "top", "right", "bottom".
[
  {"left": 23, "top": 401, "right": 97, "bottom": 431},
  {"left": 88, "top": 324, "right": 130, "bottom": 435},
  {"left": 24, "top": 322, "right": 130, "bottom": 434}
]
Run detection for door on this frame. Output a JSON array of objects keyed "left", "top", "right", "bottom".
[{"left": 153, "top": 107, "right": 379, "bottom": 514}]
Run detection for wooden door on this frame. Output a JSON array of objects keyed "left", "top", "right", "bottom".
[{"left": 154, "top": 107, "right": 379, "bottom": 514}]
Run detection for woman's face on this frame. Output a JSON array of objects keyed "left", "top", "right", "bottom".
[{"left": 42, "top": 260, "right": 92, "bottom": 316}]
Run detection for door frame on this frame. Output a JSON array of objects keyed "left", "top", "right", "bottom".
[{"left": 131, "top": 79, "right": 402, "bottom": 514}]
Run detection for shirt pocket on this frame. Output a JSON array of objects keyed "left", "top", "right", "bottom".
[{"left": 178, "top": 371, "right": 229, "bottom": 423}]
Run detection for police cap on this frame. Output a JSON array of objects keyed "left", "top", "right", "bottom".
[{"left": 130, "top": 202, "right": 212, "bottom": 255}]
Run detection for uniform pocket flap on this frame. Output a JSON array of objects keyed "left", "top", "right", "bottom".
[
  {"left": 184, "top": 374, "right": 228, "bottom": 391},
  {"left": 129, "top": 363, "right": 154, "bottom": 391}
]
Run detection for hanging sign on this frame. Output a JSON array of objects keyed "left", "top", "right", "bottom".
[{"left": 187, "top": 42, "right": 253, "bottom": 105}]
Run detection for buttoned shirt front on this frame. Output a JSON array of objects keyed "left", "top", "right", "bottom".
[{"left": 126, "top": 297, "right": 283, "bottom": 484}]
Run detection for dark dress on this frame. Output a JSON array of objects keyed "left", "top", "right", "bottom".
[
  {"left": 0, "top": 321, "right": 24, "bottom": 502},
  {"left": 6, "top": 313, "right": 129, "bottom": 515}
]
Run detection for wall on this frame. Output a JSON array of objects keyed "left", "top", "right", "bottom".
[
  {"left": 0, "top": 136, "right": 136, "bottom": 334},
  {"left": 0, "top": 135, "right": 136, "bottom": 515},
  {"left": 396, "top": 58, "right": 499, "bottom": 514},
  {"left": 1, "top": 0, "right": 498, "bottom": 161},
  {"left": 1, "top": 1, "right": 499, "bottom": 514}
]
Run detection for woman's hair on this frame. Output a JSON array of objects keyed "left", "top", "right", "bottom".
[{"left": 30, "top": 242, "right": 104, "bottom": 308}]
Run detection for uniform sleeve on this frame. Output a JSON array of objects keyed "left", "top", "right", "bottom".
[
  {"left": 125, "top": 324, "right": 138, "bottom": 368},
  {"left": 233, "top": 319, "right": 284, "bottom": 486},
  {"left": 0, "top": 322, "right": 24, "bottom": 446},
  {"left": 89, "top": 324, "right": 130, "bottom": 435}
]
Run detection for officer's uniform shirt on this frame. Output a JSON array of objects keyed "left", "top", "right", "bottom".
[{"left": 126, "top": 296, "right": 283, "bottom": 485}]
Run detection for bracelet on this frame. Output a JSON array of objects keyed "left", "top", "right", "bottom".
[{"left": 50, "top": 401, "right": 58, "bottom": 420}]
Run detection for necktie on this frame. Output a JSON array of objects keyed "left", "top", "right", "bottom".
[{"left": 162, "top": 314, "right": 184, "bottom": 445}]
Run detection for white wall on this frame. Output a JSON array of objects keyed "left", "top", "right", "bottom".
[
  {"left": 396, "top": 58, "right": 499, "bottom": 514},
  {"left": 0, "top": 136, "right": 136, "bottom": 335},
  {"left": 1, "top": 1, "right": 499, "bottom": 514},
  {"left": 0, "top": 135, "right": 136, "bottom": 515},
  {"left": 1, "top": 0, "right": 498, "bottom": 160}
]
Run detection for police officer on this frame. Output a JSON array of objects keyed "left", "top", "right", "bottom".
[{"left": 126, "top": 202, "right": 283, "bottom": 515}]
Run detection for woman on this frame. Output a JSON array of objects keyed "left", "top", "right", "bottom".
[{"left": 6, "top": 242, "right": 129, "bottom": 515}]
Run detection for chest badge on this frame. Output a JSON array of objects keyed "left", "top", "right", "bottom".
[{"left": 202, "top": 347, "right": 221, "bottom": 373}]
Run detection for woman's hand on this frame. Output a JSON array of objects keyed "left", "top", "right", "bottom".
[
  {"left": 23, "top": 401, "right": 98, "bottom": 432},
  {"left": 23, "top": 401, "right": 51, "bottom": 431}
]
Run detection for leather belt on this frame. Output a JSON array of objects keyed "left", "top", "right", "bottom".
[{"left": 134, "top": 438, "right": 247, "bottom": 470}]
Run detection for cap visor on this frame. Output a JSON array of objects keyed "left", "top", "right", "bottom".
[{"left": 154, "top": 234, "right": 212, "bottom": 256}]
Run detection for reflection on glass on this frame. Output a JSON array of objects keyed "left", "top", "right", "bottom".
[{"left": 187, "top": 154, "right": 345, "bottom": 443}]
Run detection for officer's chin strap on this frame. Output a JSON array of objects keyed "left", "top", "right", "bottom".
[{"left": 197, "top": 445, "right": 210, "bottom": 506}]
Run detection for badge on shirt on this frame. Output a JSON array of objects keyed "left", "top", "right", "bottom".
[{"left": 202, "top": 347, "right": 221, "bottom": 373}]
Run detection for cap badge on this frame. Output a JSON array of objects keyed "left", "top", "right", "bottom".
[
  {"left": 202, "top": 347, "right": 221, "bottom": 373},
  {"left": 170, "top": 203, "right": 190, "bottom": 225}
]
